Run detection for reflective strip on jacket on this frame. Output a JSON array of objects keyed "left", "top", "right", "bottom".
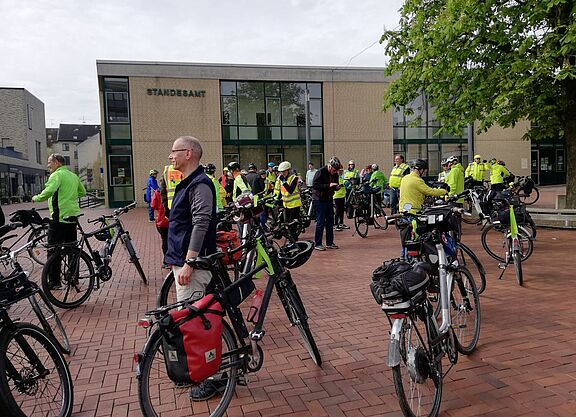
[
  {"left": 465, "top": 162, "right": 487, "bottom": 182},
  {"left": 274, "top": 175, "right": 302, "bottom": 208},
  {"left": 163, "top": 165, "right": 183, "bottom": 210},
  {"left": 446, "top": 163, "right": 465, "bottom": 203},
  {"left": 389, "top": 163, "right": 409, "bottom": 188}
]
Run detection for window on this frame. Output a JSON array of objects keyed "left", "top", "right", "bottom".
[
  {"left": 63, "top": 143, "right": 70, "bottom": 151},
  {"left": 64, "top": 156, "right": 71, "bottom": 166},
  {"left": 104, "top": 78, "right": 130, "bottom": 123},
  {"left": 27, "top": 105, "right": 33, "bottom": 130},
  {"left": 74, "top": 150, "right": 78, "bottom": 159},
  {"left": 35, "top": 141, "right": 42, "bottom": 164}
]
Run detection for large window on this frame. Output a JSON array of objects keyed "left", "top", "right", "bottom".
[{"left": 393, "top": 94, "right": 469, "bottom": 175}]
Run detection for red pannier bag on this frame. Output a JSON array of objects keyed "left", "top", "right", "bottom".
[
  {"left": 216, "top": 230, "right": 242, "bottom": 265},
  {"left": 159, "top": 294, "right": 225, "bottom": 384}
]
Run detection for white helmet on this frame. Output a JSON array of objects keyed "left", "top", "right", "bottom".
[
  {"left": 371, "top": 163, "right": 379, "bottom": 170},
  {"left": 278, "top": 161, "right": 291, "bottom": 171},
  {"left": 447, "top": 156, "right": 458, "bottom": 164},
  {"left": 348, "top": 160, "right": 355, "bottom": 165}
]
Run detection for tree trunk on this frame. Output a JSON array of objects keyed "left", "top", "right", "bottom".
[{"left": 565, "top": 79, "right": 576, "bottom": 209}]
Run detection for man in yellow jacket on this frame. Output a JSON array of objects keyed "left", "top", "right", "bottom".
[
  {"left": 389, "top": 154, "right": 410, "bottom": 214},
  {"left": 487, "top": 159, "right": 512, "bottom": 192},
  {"left": 465, "top": 154, "right": 487, "bottom": 187},
  {"left": 399, "top": 159, "right": 448, "bottom": 214}
]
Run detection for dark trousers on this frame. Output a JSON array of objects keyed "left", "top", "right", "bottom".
[
  {"left": 491, "top": 183, "right": 505, "bottom": 192},
  {"left": 47, "top": 221, "right": 77, "bottom": 284},
  {"left": 334, "top": 198, "right": 345, "bottom": 226},
  {"left": 390, "top": 187, "right": 400, "bottom": 214},
  {"left": 314, "top": 200, "right": 334, "bottom": 247},
  {"left": 156, "top": 226, "right": 168, "bottom": 259},
  {"left": 284, "top": 207, "right": 301, "bottom": 241}
]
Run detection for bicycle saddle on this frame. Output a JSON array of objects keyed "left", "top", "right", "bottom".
[{"left": 186, "top": 252, "right": 225, "bottom": 270}]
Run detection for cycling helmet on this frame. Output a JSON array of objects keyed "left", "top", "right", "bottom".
[
  {"left": 371, "top": 163, "right": 379, "bottom": 171},
  {"left": 240, "top": 169, "right": 248, "bottom": 176},
  {"left": 227, "top": 161, "right": 241, "bottom": 171},
  {"left": 348, "top": 160, "right": 355, "bottom": 165},
  {"left": 248, "top": 163, "right": 257, "bottom": 170},
  {"left": 258, "top": 169, "right": 267, "bottom": 175},
  {"left": 329, "top": 156, "right": 342, "bottom": 170},
  {"left": 446, "top": 156, "right": 458, "bottom": 164},
  {"left": 268, "top": 161, "right": 275, "bottom": 167},
  {"left": 411, "top": 159, "right": 429, "bottom": 170},
  {"left": 441, "top": 159, "right": 448, "bottom": 166},
  {"left": 278, "top": 241, "right": 315, "bottom": 269},
  {"left": 205, "top": 163, "right": 216, "bottom": 174},
  {"left": 278, "top": 161, "right": 291, "bottom": 171},
  {"left": 272, "top": 166, "right": 278, "bottom": 172},
  {"left": 149, "top": 169, "right": 158, "bottom": 175}
]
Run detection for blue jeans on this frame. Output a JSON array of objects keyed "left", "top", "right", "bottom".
[
  {"left": 147, "top": 202, "right": 155, "bottom": 221},
  {"left": 314, "top": 200, "right": 334, "bottom": 247},
  {"left": 390, "top": 187, "right": 400, "bottom": 214}
]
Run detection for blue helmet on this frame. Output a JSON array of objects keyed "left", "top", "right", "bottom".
[{"left": 267, "top": 162, "right": 275, "bottom": 167}]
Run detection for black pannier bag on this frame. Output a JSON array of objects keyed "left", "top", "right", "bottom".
[
  {"left": 492, "top": 205, "right": 531, "bottom": 225},
  {"left": 370, "top": 259, "right": 430, "bottom": 304},
  {"left": 421, "top": 206, "right": 461, "bottom": 234},
  {"left": 9, "top": 209, "right": 45, "bottom": 227}
]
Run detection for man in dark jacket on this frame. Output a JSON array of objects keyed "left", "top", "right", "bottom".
[{"left": 312, "top": 157, "right": 342, "bottom": 251}]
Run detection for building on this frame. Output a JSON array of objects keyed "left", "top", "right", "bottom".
[
  {"left": 0, "top": 88, "right": 47, "bottom": 201},
  {"left": 50, "top": 124, "right": 100, "bottom": 174},
  {"left": 96, "top": 60, "right": 565, "bottom": 208},
  {"left": 77, "top": 132, "right": 104, "bottom": 190}
]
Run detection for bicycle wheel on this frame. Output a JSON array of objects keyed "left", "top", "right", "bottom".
[
  {"left": 278, "top": 282, "right": 322, "bottom": 366},
  {"left": 372, "top": 204, "right": 389, "bottom": 230},
  {"left": 513, "top": 250, "right": 523, "bottom": 286},
  {"left": 0, "top": 323, "right": 73, "bottom": 417},
  {"left": 455, "top": 243, "right": 486, "bottom": 294},
  {"left": 518, "top": 186, "right": 539, "bottom": 206},
  {"left": 138, "top": 322, "right": 239, "bottom": 417},
  {"left": 27, "top": 226, "right": 49, "bottom": 265},
  {"left": 157, "top": 271, "right": 176, "bottom": 307},
  {"left": 354, "top": 209, "right": 369, "bottom": 238},
  {"left": 481, "top": 225, "right": 533, "bottom": 263},
  {"left": 41, "top": 248, "right": 95, "bottom": 309},
  {"left": 122, "top": 235, "right": 148, "bottom": 285},
  {"left": 461, "top": 198, "right": 480, "bottom": 225},
  {"left": 392, "top": 316, "right": 443, "bottom": 417},
  {"left": 29, "top": 291, "right": 71, "bottom": 354},
  {"left": 451, "top": 267, "right": 481, "bottom": 355}
]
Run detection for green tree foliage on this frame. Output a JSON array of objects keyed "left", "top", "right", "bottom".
[{"left": 381, "top": 0, "right": 576, "bottom": 207}]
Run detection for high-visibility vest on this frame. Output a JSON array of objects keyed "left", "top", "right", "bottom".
[
  {"left": 343, "top": 169, "right": 359, "bottom": 181},
  {"left": 465, "top": 162, "right": 487, "bottom": 182},
  {"left": 233, "top": 173, "right": 250, "bottom": 200},
  {"left": 163, "top": 165, "right": 183, "bottom": 210},
  {"left": 389, "top": 163, "right": 409, "bottom": 188},
  {"left": 333, "top": 175, "right": 346, "bottom": 199},
  {"left": 274, "top": 175, "right": 302, "bottom": 208},
  {"left": 207, "top": 174, "right": 224, "bottom": 210}
]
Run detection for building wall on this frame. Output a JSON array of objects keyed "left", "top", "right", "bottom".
[
  {"left": 474, "top": 120, "right": 531, "bottom": 176},
  {"left": 128, "top": 77, "right": 222, "bottom": 206},
  {"left": 77, "top": 133, "right": 103, "bottom": 189},
  {"left": 323, "top": 81, "right": 392, "bottom": 170}
]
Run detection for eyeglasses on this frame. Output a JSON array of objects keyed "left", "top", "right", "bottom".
[{"left": 170, "top": 149, "right": 191, "bottom": 154}]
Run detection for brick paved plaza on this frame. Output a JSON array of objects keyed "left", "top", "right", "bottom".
[{"left": 6, "top": 201, "right": 576, "bottom": 417}]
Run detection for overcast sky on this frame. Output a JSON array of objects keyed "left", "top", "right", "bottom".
[{"left": 1, "top": 0, "right": 403, "bottom": 126}]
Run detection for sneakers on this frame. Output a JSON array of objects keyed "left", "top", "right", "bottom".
[
  {"left": 189, "top": 378, "right": 227, "bottom": 401},
  {"left": 326, "top": 244, "right": 339, "bottom": 249},
  {"left": 314, "top": 245, "right": 326, "bottom": 251},
  {"left": 334, "top": 225, "right": 343, "bottom": 231},
  {"left": 341, "top": 224, "right": 350, "bottom": 230},
  {"left": 148, "top": 219, "right": 155, "bottom": 223}
]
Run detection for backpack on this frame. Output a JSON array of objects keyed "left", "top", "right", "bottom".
[{"left": 159, "top": 294, "right": 225, "bottom": 384}]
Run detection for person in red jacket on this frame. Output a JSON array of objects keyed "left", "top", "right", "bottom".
[{"left": 150, "top": 188, "right": 169, "bottom": 269}]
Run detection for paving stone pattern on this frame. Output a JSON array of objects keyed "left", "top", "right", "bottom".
[{"left": 6, "top": 203, "right": 576, "bottom": 417}]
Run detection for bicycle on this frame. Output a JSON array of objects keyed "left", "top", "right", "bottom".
[
  {"left": 0, "top": 222, "right": 70, "bottom": 354},
  {"left": 379, "top": 206, "right": 480, "bottom": 417},
  {"left": 0, "top": 266, "right": 74, "bottom": 417},
  {"left": 348, "top": 185, "right": 388, "bottom": 238},
  {"left": 41, "top": 202, "right": 147, "bottom": 309},
  {"left": 1, "top": 209, "right": 50, "bottom": 265},
  {"left": 511, "top": 176, "right": 539, "bottom": 206},
  {"left": 493, "top": 203, "right": 527, "bottom": 285},
  {"left": 137, "top": 198, "right": 320, "bottom": 417}
]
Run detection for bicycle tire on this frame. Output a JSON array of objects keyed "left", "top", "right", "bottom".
[
  {"left": 456, "top": 243, "right": 486, "bottom": 294},
  {"left": 481, "top": 224, "right": 534, "bottom": 263},
  {"left": 518, "top": 186, "right": 539, "bottom": 206},
  {"left": 157, "top": 271, "right": 176, "bottom": 307},
  {"left": 461, "top": 198, "right": 480, "bottom": 225},
  {"left": 372, "top": 204, "right": 389, "bottom": 230},
  {"left": 0, "top": 323, "right": 73, "bottom": 417},
  {"left": 392, "top": 317, "right": 443, "bottom": 417},
  {"left": 27, "top": 226, "right": 49, "bottom": 265},
  {"left": 513, "top": 251, "right": 523, "bottom": 286},
  {"left": 41, "top": 248, "right": 95, "bottom": 309},
  {"left": 122, "top": 235, "right": 148, "bottom": 285},
  {"left": 278, "top": 283, "right": 322, "bottom": 366},
  {"left": 354, "top": 210, "right": 369, "bottom": 238},
  {"left": 452, "top": 267, "right": 481, "bottom": 355},
  {"left": 137, "top": 322, "right": 239, "bottom": 417},
  {"left": 29, "top": 292, "right": 71, "bottom": 354}
]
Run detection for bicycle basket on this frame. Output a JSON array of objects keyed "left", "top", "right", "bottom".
[
  {"left": 421, "top": 206, "right": 461, "bottom": 234},
  {"left": 492, "top": 205, "right": 531, "bottom": 225},
  {"left": 278, "top": 240, "right": 314, "bottom": 269}
]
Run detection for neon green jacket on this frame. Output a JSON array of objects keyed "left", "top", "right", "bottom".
[
  {"left": 446, "top": 163, "right": 465, "bottom": 203},
  {"left": 369, "top": 170, "right": 387, "bottom": 190},
  {"left": 487, "top": 162, "right": 511, "bottom": 185},
  {"left": 399, "top": 172, "right": 447, "bottom": 213},
  {"left": 33, "top": 166, "right": 86, "bottom": 223}
]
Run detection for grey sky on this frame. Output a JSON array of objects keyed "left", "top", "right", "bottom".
[{"left": 0, "top": 0, "right": 403, "bottom": 126}]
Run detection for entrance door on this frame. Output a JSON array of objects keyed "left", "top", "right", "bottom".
[{"left": 538, "top": 147, "right": 556, "bottom": 185}]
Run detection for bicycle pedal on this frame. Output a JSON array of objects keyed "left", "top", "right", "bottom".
[
  {"left": 498, "top": 263, "right": 506, "bottom": 269},
  {"left": 237, "top": 375, "right": 249, "bottom": 386}
]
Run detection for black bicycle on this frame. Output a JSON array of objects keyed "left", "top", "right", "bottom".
[
  {"left": 1, "top": 209, "right": 50, "bottom": 265},
  {"left": 0, "top": 268, "right": 73, "bottom": 417},
  {"left": 41, "top": 202, "right": 147, "bottom": 309},
  {"left": 137, "top": 199, "right": 320, "bottom": 417}
]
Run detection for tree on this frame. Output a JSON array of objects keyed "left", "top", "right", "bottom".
[{"left": 381, "top": 0, "right": 576, "bottom": 207}]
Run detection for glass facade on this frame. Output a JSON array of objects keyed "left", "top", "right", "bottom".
[
  {"left": 220, "top": 81, "right": 323, "bottom": 174},
  {"left": 103, "top": 77, "right": 134, "bottom": 207},
  {"left": 393, "top": 94, "right": 469, "bottom": 178}
]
